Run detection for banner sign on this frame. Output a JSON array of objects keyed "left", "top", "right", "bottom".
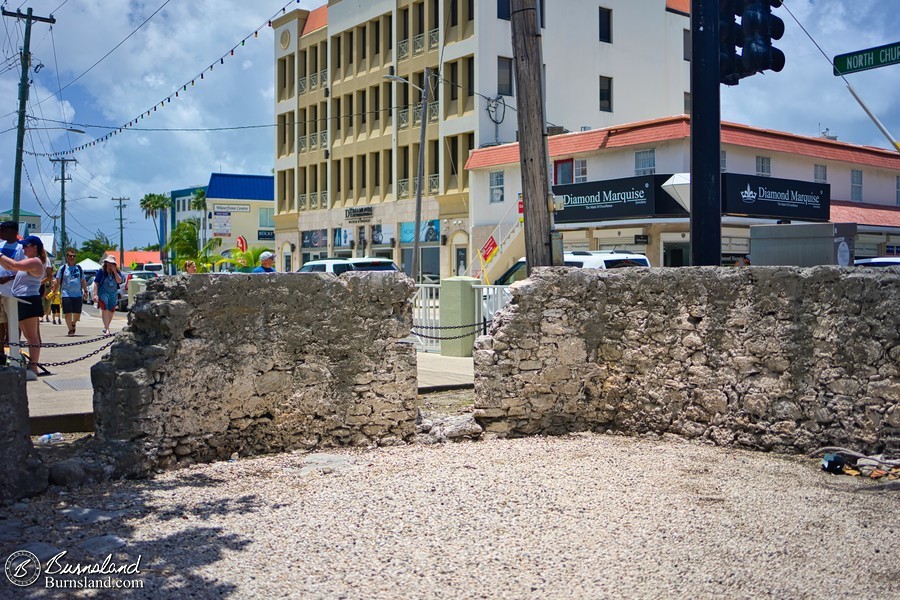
[
  {"left": 212, "top": 211, "right": 231, "bottom": 237},
  {"left": 332, "top": 227, "right": 354, "bottom": 248},
  {"left": 481, "top": 236, "right": 498, "bottom": 263},
  {"left": 722, "top": 174, "right": 830, "bottom": 221},
  {"left": 399, "top": 219, "right": 440, "bottom": 244},
  {"left": 301, "top": 229, "right": 327, "bottom": 248},
  {"left": 552, "top": 175, "right": 686, "bottom": 223},
  {"left": 213, "top": 204, "right": 250, "bottom": 213},
  {"left": 371, "top": 223, "right": 395, "bottom": 245},
  {"left": 258, "top": 230, "right": 275, "bottom": 241}
]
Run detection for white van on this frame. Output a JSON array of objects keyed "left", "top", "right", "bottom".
[
  {"left": 143, "top": 262, "right": 164, "bottom": 273},
  {"left": 493, "top": 250, "right": 650, "bottom": 286}
]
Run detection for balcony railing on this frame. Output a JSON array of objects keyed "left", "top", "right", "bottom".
[
  {"left": 320, "top": 70, "right": 327, "bottom": 87},
  {"left": 319, "top": 131, "right": 328, "bottom": 148},
  {"left": 413, "top": 33, "right": 425, "bottom": 55},
  {"left": 413, "top": 103, "right": 423, "bottom": 126},
  {"left": 309, "top": 132, "right": 318, "bottom": 150},
  {"left": 398, "top": 178, "right": 410, "bottom": 198},
  {"left": 298, "top": 135, "right": 307, "bottom": 153},
  {"left": 398, "top": 107, "right": 410, "bottom": 129},
  {"left": 428, "top": 102, "right": 439, "bottom": 123},
  {"left": 398, "top": 39, "right": 409, "bottom": 60},
  {"left": 308, "top": 192, "right": 318, "bottom": 210},
  {"left": 428, "top": 174, "right": 440, "bottom": 195},
  {"left": 298, "top": 193, "right": 307, "bottom": 211},
  {"left": 428, "top": 28, "right": 439, "bottom": 50},
  {"left": 320, "top": 190, "right": 328, "bottom": 208},
  {"left": 309, "top": 72, "right": 318, "bottom": 90},
  {"left": 298, "top": 77, "right": 307, "bottom": 95}
]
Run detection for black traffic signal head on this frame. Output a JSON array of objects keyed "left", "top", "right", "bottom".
[{"left": 719, "top": 0, "right": 786, "bottom": 85}]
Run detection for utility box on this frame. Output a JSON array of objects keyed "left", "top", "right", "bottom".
[
  {"left": 128, "top": 279, "right": 147, "bottom": 310},
  {"left": 750, "top": 223, "right": 857, "bottom": 267}
]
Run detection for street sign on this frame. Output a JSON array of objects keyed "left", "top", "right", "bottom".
[
  {"left": 480, "top": 236, "right": 498, "bottom": 263},
  {"left": 834, "top": 41, "right": 900, "bottom": 75}
]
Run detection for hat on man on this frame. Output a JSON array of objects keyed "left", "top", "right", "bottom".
[
  {"left": 102, "top": 255, "right": 117, "bottom": 264},
  {"left": 21, "top": 235, "right": 43, "bottom": 248},
  {"left": 260, "top": 251, "right": 275, "bottom": 261},
  {"left": 0, "top": 221, "right": 18, "bottom": 230}
]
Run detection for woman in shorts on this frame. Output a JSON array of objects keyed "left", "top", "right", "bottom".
[
  {"left": 93, "top": 255, "right": 123, "bottom": 335},
  {"left": 0, "top": 235, "right": 48, "bottom": 376}
]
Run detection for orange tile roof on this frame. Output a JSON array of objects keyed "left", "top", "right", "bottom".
[
  {"left": 831, "top": 201, "right": 900, "bottom": 228},
  {"left": 465, "top": 115, "right": 900, "bottom": 172},
  {"left": 666, "top": 0, "right": 690, "bottom": 15},
  {"left": 302, "top": 4, "right": 327, "bottom": 36},
  {"left": 103, "top": 250, "right": 164, "bottom": 268}
]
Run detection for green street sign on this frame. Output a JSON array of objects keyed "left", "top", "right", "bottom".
[{"left": 834, "top": 41, "right": 900, "bottom": 75}]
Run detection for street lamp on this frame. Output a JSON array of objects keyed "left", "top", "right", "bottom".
[
  {"left": 11, "top": 126, "right": 85, "bottom": 221},
  {"left": 384, "top": 67, "right": 431, "bottom": 283}
]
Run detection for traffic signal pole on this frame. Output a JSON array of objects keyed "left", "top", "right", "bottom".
[{"left": 690, "top": 0, "right": 722, "bottom": 266}]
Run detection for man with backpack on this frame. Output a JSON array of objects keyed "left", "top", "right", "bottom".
[{"left": 56, "top": 248, "right": 88, "bottom": 337}]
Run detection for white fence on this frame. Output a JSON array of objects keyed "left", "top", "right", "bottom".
[
  {"left": 408, "top": 283, "right": 441, "bottom": 352},
  {"left": 473, "top": 285, "right": 512, "bottom": 336}
]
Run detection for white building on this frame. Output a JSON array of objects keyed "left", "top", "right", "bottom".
[
  {"left": 272, "top": 0, "right": 692, "bottom": 277},
  {"left": 466, "top": 115, "right": 900, "bottom": 273}
]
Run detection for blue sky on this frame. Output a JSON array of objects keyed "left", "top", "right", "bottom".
[{"left": 1, "top": 0, "right": 898, "bottom": 249}]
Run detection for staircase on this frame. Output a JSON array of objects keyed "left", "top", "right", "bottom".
[{"left": 470, "top": 199, "right": 527, "bottom": 283}]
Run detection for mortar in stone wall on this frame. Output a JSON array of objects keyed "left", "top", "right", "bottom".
[
  {"left": 473, "top": 266, "right": 900, "bottom": 454},
  {"left": 91, "top": 272, "right": 418, "bottom": 476}
]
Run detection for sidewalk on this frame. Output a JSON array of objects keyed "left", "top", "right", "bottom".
[{"left": 19, "top": 306, "right": 473, "bottom": 431}]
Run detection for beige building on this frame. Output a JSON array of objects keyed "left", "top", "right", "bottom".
[
  {"left": 204, "top": 173, "right": 276, "bottom": 268},
  {"left": 272, "top": 0, "right": 692, "bottom": 277}
]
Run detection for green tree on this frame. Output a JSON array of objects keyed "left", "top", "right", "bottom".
[
  {"left": 78, "top": 231, "right": 116, "bottom": 264},
  {"left": 139, "top": 192, "right": 170, "bottom": 255},
  {"left": 216, "top": 246, "right": 272, "bottom": 273},
  {"left": 164, "top": 218, "right": 222, "bottom": 273},
  {"left": 189, "top": 189, "right": 208, "bottom": 248}
]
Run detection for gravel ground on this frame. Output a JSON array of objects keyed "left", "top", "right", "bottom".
[{"left": 2, "top": 432, "right": 897, "bottom": 599}]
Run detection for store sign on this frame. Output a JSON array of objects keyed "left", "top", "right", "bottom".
[
  {"left": 212, "top": 211, "right": 231, "bottom": 237},
  {"left": 552, "top": 175, "right": 684, "bottom": 223},
  {"left": 301, "top": 229, "right": 327, "bottom": 248},
  {"left": 213, "top": 204, "right": 251, "bottom": 213},
  {"left": 481, "top": 236, "right": 498, "bottom": 263},
  {"left": 345, "top": 207, "right": 374, "bottom": 223},
  {"left": 258, "top": 230, "right": 275, "bottom": 241},
  {"left": 371, "top": 223, "right": 394, "bottom": 245},
  {"left": 399, "top": 220, "right": 440, "bottom": 243},
  {"left": 333, "top": 227, "right": 354, "bottom": 248},
  {"left": 722, "top": 174, "right": 830, "bottom": 222}
]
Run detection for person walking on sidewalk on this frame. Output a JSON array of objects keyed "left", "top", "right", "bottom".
[
  {"left": 0, "top": 235, "right": 48, "bottom": 377},
  {"left": 56, "top": 248, "right": 88, "bottom": 336},
  {"left": 48, "top": 280, "right": 62, "bottom": 324},
  {"left": 93, "top": 255, "right": 123, "bottom": 335}
]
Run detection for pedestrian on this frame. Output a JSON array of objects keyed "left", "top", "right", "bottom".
[
  {"left": 0, "top": 221, "right": 24, "bottom": 364},
  {"left": 48, "top": 280, "right": 62, "bottom": 324},
  {"left": 183, "top": 260, "right": 197, "bottom": 274},
  {"left": 0, "top": 235, "right": 48, "bottom": 378},
  {"left": 93, "top": 255, "right": 123, "bottom": 335},
  {"left": 252, "top": 251, "right": 276, "bottom": 273},
  {"left": 56, "top": 248, "right": 88, "bottom": 336},
  {"left": 41, "top": 274, "right": 52, "bottom": 322}
]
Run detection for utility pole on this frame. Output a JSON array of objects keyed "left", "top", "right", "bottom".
[
  {"left": 50, "top": 157, "right": 75, "bottom": 253},
  {"left": 3, "top": 8, "right": 56, "bottom": 222},
  {"left": 113, "top": 197, "right": 128, "bottom": 265},
  {"left": 510, "top": 0, "right": 553, "bottom": 274},
  {"left": 411, "top": 67, "right": 431, "bottom": 283},
  {"left": 689, "top": 0, "right": 722, "bottom": 266}
]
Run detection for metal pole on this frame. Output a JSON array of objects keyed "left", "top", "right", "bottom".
[
  {"left": 11, "top": 9, "right": 33, "bottom": 223},
  {"left": 412, "top": 67, "right": 430, "bottom": 283},
  {"left": 689, "top": 0, "right": 722, "bottom": 266}
]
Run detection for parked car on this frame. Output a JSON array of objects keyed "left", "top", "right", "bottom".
[
  {"left": 854, "top": 257, "right": 900, "bottom": 268},
  {"left": 83, "top": 274, "right": 96, "bottom": 305},
  {"left": 297, "top": 257, "right": 401, "bottom": 274},
  {"left": 118, "top": 271, "right": 159, "bottom": 311},
  {"left": 347, "top": 257, "right": 401, "bottom": 272}
]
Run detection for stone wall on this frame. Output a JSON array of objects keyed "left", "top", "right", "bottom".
[
  {"left": 0, "top": 367, "right": 47, "bottom": 503},
  {"left": 473, "top": 267, "right": 900, "bottom": 454},
  {"left": 91, "top": 272, "right": 418, "bottom": 476}
]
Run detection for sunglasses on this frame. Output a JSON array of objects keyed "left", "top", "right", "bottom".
[
  {"left": 66, "top": 255, "right": 76, "bottom": 258},
  {"left": 23, "top": 243, "right": 38, "bottom": 248}
]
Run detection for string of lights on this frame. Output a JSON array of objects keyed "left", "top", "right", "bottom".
[{"left": 45, "top": 0, "right": 305, "bottom": 158}]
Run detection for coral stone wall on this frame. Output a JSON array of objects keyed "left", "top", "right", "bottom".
[
  {"left": 92, "top": 272, "right": 418, "bottom": 476},
  {"left": 0, "top": 367, "right": 47, "bottom": 503},
  {"left": 473, "top": 267, "right": 900, "bottom": 454}
]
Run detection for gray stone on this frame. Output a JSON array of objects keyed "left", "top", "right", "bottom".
[
  {"left": 60, "top": 507, "right": 126, "bottom": 525},
  {"left": 49, "top": 459, "right": 87, "bottom": 488},
  {"left": 80, "top": 534, "right": 127, "bottom": 555},
  {"left": 20, "top": 542, "right": 62, "bottom": 562},
  {"left": 0, "top": 518, "right": 24, "bottom": 541},
  {"left": 0, "top": 367, "right": 48, "bottom": 505}
]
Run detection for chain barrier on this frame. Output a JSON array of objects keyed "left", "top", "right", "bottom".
[
  {"left": 412, "top": 321, "right": 489, "bottom": 331},
  {"left": 410, "top": 320, "right": 493, "bottom": 341},
  {"left": 5, "top": 336, "right": 116, "bottom": 368},
  {"left": 7, "top": 334, "right": 111, "bottom": 349}
]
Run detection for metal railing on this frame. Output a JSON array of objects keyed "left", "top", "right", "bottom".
[
  {"left": 408, "top": 283, "right": 441, "bottom": 352},
  {"left": 319, "top": 131, "right": 328, "bottom": 147},
  {"left": 413, "top": 33, "right": 425, "bottom": 55},
  {"left": 308, "top": 132, "right": 317, "bottom": 150},
  {"left": 428, "top": 102, "right": 439, "bottom": 123},
  {"left": 428, "top": 174, "right": 440, "bottom": 195},
  {"left": 298, "top": 135, "right": 307, "bottom": 152},
  {"left": 320, "top": 70, "right": 327, "bottom": 87},
  {"left": 319, "top": 190, "right": 328, "bottom": 208},
  {"left": 308, "top": 192, "right": 318, "bottom": 210},
  {"left": 398, "top": 178, "right": 410, "bottom": 198},
  {"left": 428, "top": 28, "right": 439, "bottom": 50},
  {"left": 309, "top": 72, "right": 319, "bottom": 90},
  {"left": 473, "top": 284, "right": 512, "bottom": 335},
  {"left": 398, "top": 107, "right": 410, "bottom": 129},
  {"left": 413, "top": 102, "right": 423, "bottom": 126},
  {"left": 398, "top": 39, "right": 409, "bottom": 60},
  {"left": 298, "top": 193, "right": 307, "bottom": 211},
  {"left": 298, "top": 77, "right": 307, "bottom": 94}
]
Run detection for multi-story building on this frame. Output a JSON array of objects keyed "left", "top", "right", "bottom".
[
  {"left": 273, "top": 0, "right": 692, "bottom": 277},
  {"left": 466, "top": 115, "right": 900, "bottom": 273}
]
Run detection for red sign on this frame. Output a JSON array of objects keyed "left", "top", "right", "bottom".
[
  {"left": 236, "top": 236, "right": 248, "bottom": 252},
  {"left": 480, "top": 236, "right": 498, "bottom": 263}
]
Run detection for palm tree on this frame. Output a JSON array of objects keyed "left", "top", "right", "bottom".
[
  {"left": 165, "top": 218, "right": 222, "bottom": 273},
  {"left": 189, "top": 189, "right": 207, "bottom": 248},
  {"left": 140, "top": 193, "right": 171, "bottom": 261},
  {"left": 216, "top": 246, "right": 272, "bottom": 273}
]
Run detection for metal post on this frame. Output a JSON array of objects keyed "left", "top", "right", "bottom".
[
  {"left": 412, "top": 67, "right": 431, "bottom": 283},
  {"left": 689, "top": 0, "right": 722, "bottom": 266},
  {"left": 51, "top": 158, "right": 75, "bottom": 253}
]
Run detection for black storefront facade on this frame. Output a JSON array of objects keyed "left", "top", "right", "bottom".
[{"left": 551, "top": 174, "right": 831, "bottom": 266}]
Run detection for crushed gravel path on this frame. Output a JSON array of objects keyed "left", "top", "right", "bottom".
[{"left": 2, "top": 433, "right": 897, "bottom": 599}]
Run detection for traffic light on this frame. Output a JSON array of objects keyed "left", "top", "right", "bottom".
[{"left": 719, "top": 0, "right": 785, "bottom": 86}]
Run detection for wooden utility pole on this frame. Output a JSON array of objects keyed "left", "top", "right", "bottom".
[
  {"left": 510, "top": 0, "right": 554, "bottom": 274},
  {"left": 3, "top": 8, "right": 56, "bottom": 222},
  {"left": 50, "top": 157, "right": 75, "bottom": 252},
  {"left": 113, "top": 197, "right": 128, "bottom": 265}
]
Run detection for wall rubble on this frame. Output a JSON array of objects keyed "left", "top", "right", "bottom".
[
  {"left": 0, "top": 367, "right": 48, "bottom": 503},
  {"left": 91, "top": 272, "right": 418, "bottom": 476},
  {"left": 473, "top": 266, "right": 900, "bottom": 454}
]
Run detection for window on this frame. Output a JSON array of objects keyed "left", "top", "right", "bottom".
[
  {"left": 756, "top": 156, "right": 771, "bottom": 177},
  {"left": 467, "top": 56, "right": 474, "bottom": 97},
  {"left": 498, "top": 0, "right": 510, "bottom": 20},
  {"left": 374, "top": 21, "right": 380, "bottom": 55},
  {"left": 450, "top": 61, "right": 459, "bottom": 101},
  {"left": 851, "top": 169, "right": 863, "bottom": 202},
  {"left": 814, "top": 164, "right": 827, "bottom": 183},
  {"left": 599, "top": 76, "right": 612, "bottom": 112},
  {"left": 489, "top": 171, "right": 504, "bottom": 203},
  {"left": 634, "top": 149, "right": 655, "bottom": 176},
  {"left": 498, "top": 57, "right": 514, "bottom": 96},
  {"left": 574, "top": 159, "right": 588, "bottom": 183},
  {"left": 720, "top": 150, "right": 727, "bottom": 172},
  {"left": 683, "top": 29, "right": 691, "bottom": 61},
  {"left": 450, "top": 0, "right": 459, "bottom": 27},
  {"left": 554, "top": 159, "right": 573, "bottom": 185},
  {"left": 360, "top": 26, "right": 367, "bottom": 60},
  {"left": 684, "top": 92, "right": 691, "bottom": 114},
  {"left": 599, "top": 7, "right": 612, "bottom": 43},
  {"left": 259, "top": 207, "right": 275, "bottom": 228}
]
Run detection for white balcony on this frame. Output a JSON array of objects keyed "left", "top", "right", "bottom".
[
  {"left": 413, "top": 33, "right": 425, "bottom": 55},
  {"left": 298, "top": 193, "right": 307, "bottom": 211},
  {"left": 428, "top": 28, "right": 439, "bottom": 50},
  {"left": 398, "top": 178, "right": 410, "bottom": 198},
  {"left": 398, "top": 39, "right": 409, "bottom": 60},
  {"left": 428, "top": 174, "right": 440, "bottom": 195},
  {"left": 309, "top": 72, "right": 318, "bottom": 90},
  {"left": 398, "top": 107, "right": 410, "bottom": 129},
  {"left": 298, "top": 77, "right": 307, "bottom": 95}
]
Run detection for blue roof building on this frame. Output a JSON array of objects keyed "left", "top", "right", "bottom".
[{"left": 206, "top": 173, "right": 274, "bottom": 201}]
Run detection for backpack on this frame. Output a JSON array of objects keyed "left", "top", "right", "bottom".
[{"left": 58, "top": 264, "right": 82, "bottom": 282}]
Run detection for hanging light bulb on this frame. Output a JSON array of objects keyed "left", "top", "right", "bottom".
[
  {"left": 254, "top": 31, "right": 258, "bottom": 38},
  {"left": 220, "top": 57, "right": 224, "bottom": 64}
]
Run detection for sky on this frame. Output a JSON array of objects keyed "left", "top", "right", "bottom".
[{"left": 1, "top": 0, "right": 899, "bottom": 250}]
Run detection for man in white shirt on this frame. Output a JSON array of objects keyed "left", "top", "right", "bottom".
[{"left": 0, "top": 221, "right": 24, "bottom": 365}]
